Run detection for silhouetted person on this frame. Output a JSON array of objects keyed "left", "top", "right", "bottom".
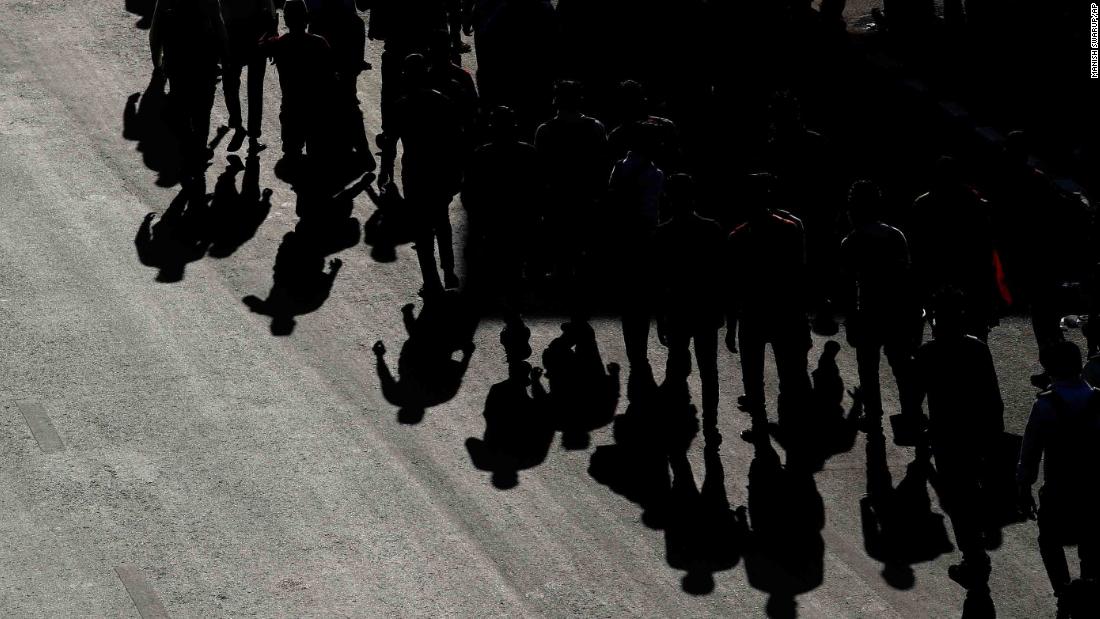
[
  {"left": 461, "top": 106, "right": 538, "bottom": 299},
  {"left": 260, "top": 0, "right": 336, "bottom": 170},
  {"left": 607, "top": 80, "right": 680, "bottom": 174},
  {"left": 993, "top": 132, "right": 1091, "bottom": 358},
  {"left": 220, "top": 0, "right": 278, "bottom": 154},
  {"left": 915, "top": 290, "right": 1005, "bottom": 591},
  {"left": 909, "top": 156, "right": 996, "bottom": 340},
  {"left": 379, "top": 53, "right": 465, "bottom": 296},
  {"left": 1018, "top": 341, "right": 1100, "bottom": 618},
  {"left": 309, "top": 0, "right": 375, "bottom": 169},
  {"left": 840, "top": 181, "right": 923, "bottom": 436},
  {"left": 765, "top": 93, "right": 841, "bottom": 324},
  {"left": 466, "top": 0, "right": 557, "bottom": 129},
  {"left": 534, "top": 81, "right": 609, "bottom": 284},
  {"left": 368, "top": 0, "right": 448, "bottom": 124},
  {"left": 608, "top": 125, "right": 664, "bottom": 368},
  {"left": 149, "top": 0, "right": 229, "bottom": 187},
  {"left": 654, "top": 174, "right": 724, "bottom": 445},
  {"left": 426, "top": 29, "right": 479, "bottom": 149},
  {"left": 725, "top": 173, "right": 812, "bottom": 442}
]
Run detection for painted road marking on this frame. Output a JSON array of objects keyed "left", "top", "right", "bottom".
[
  {"left": 17, "top": 401, "right": 64, "bottom": 453},
  {"left": 115, "top": 565, "right": 170, "bottom": 619}
]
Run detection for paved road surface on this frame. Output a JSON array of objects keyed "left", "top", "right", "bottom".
[{"left": 0, "top": 2, "right": 1076, "bottom": 617}]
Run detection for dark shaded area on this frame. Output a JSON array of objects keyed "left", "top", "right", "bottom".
[
  {"left": 589, "top": 364, "right": 743, "bottom": 593},
  {"left": 208, "top": 155, "right": 273, "bottom": 258},
  {"left": 135, "top": 156, "right": 273, "bottom": 283},
  {"left": 125, "top": 0, "right": 155, "bottom": 29},
  {"left": 373, "top": 291, "right": 479, "bottom": 424},
  {"left": 466, "top": 317, "right": 554, "bottom": 489},
  {"left": 134, "top": 189, "right": 210, "bottom": 283},
  {"left": 123, "top": 72, "right": 182, "bottom": 188},
  {"left": 741, "top": 435, "right": 826, "bottom": 619},
  {"left": 536, "top": 319, "right": 620, "bottom": 450},
  {"left": 860, "top": 421, "right": 953, "bottom": 590},
  {"left": 243, "top": 175, "right": 369, "bottom": 335},
  {"left": 361, "top": 181, "right": 416, "bottom": 263}
]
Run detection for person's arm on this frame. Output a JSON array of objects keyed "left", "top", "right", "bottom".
[
  {"left": 205, "top": 0, "right": 232, "bottom": 64},
  {"left": 983, "top": 346, "right": 1006, "bottom": 437},
  {"left": 1016, "top": 401, "right": 1046, "bottom": 516},
  {"left": 149, "top": 0, "right": 166, "bottom": 70}
]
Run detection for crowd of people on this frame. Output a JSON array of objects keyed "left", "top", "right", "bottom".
[{"left": 142, "top": 0, "right": 1099, "bottom": 616}]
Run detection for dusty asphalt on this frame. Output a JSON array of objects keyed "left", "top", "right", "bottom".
[{"left": 0, "top": 1, "right": 1079, "bottom": 617}]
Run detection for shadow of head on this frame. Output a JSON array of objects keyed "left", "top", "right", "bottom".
[
  {"left": 491, "top": 469, "right": 519, "bottom": 490},
  {"left": 882, "top": 562, "right": 915, "bottom": 590},
  {"left": 765, "top": 594, "right": 797, "bottom": 619},
  {"left": 681, "top": 571, "right": 716, "bottom": 595},
  {"left": 271, "top": 316, "right": 296, "bottom": 336},
  {"left": 398, "top": 407, "right": 426, "bottom": 425}
]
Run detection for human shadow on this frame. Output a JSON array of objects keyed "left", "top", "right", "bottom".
[
  {"left": 362, "top": 180, "right": 415, "bottom": 263},
  {"left": 665, "top": 438, "right": 746, "bottom": 595},
  {"left": 373, "top": 291, "right": 479, "bottom": 424},
  {"left": 123, "top": 72, "right": 181, "bottom": 188},
  {"left": 590, "top": 364, "right": 743, "bottom": 593},
  {"left": 535, "top": 318, "right": 620, "bottom": 450},
  {"left": 135, "top": 188, "right": 211, "bottom": 283},
  {"left": 741, "top": 435, "right": 826, "bottom": 618},
  {"left": 860, "top": 420, "right": 953, "bottom": 591},
  {"left": 125, "top": 0, "right": 155, "bottom": 29},
  {"left": 961, "top": 587, "right": 996, "bottom": 619},
  {"left": 242, "top": 175, "right": 367, "bottom": 334},
  {"left": 207, "top": 154, "right": 272, "bottom": 258},
  {"left": 761, "top": 341, "right": 858, "bottom": 474},
  {"left": 466, "top": 317, "right": 554, "bottom": 489}
]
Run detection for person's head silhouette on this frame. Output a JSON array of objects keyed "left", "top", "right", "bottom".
[
  {"left": 663, "top": 173, "right": 696, "bottom": 219},
  {"left": 402, "top": 53, "right": 430, "bottom": 90},
  {"left": 847, "top": 179, "right": 882, "bottom": 227},
  {"left": 930, "top": 288, "right": 966, "bottom": 339},
  {"left": 1040, "top": 340, "right": 1083, "bottom": 382},
  {"left": 283, "top": 0, "right": 308, "bottom": 33},
  {"left": 487, "top": 106, "right": 517, "bottom": 143},
  {"left": 552, "top": 80, "right": 583, "bottom": 116}
]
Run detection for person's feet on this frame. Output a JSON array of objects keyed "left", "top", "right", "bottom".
[{"left": 248, "top": 137, "right": 267, "bottom": 154}]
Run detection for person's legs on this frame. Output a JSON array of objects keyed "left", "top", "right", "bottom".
[
  {"left": 623, "top": 309, "right": 651, "bottom": 367},
  {"left": 223, "top": 60, "right": 244, "bottom": 129},
  {"left": 694, "top": 324, "right": 720, "bottom": 418},
  {"left": 434, "top": 195, "right": 457, "bottom": 285},
  {"left": 246, "top": 52, "right": 267, "bottom": 139},
  {"left": 738, "top": 319, "right": 767, "bottom": 411},
  {"left": 1039, "top": 489, "right": 1073, "bottom": 596},
  {"left": 938, "top": 454, "right": 991, "bottom": 584},
  {"left": 280, "top": 105, "right": 305, "bottom": 156},
  {"left": 406, "top": 184, "right": 445, "bottom": 294},
  {"left": 883, "top": 329, "right": 923, "bottom": 418},
  {"left": 855, "top": 340, "right": 884, "bottom": 417}
]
